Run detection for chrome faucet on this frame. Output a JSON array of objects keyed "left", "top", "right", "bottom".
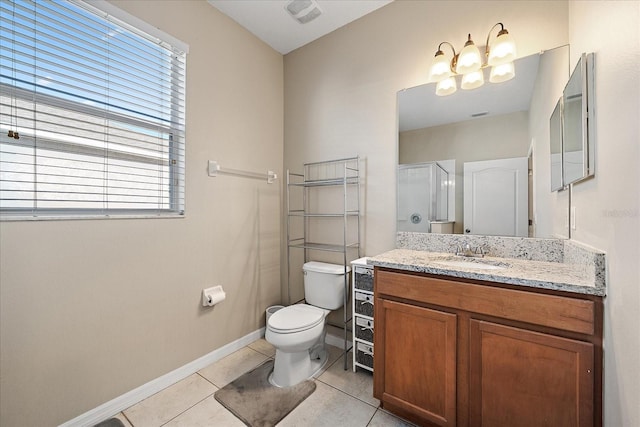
[{"left": 455, "top": 244, "right": 485, "bottom": 258}]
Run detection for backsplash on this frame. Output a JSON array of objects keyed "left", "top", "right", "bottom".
[
  {"left": 396, "top": 232, "right": 564, "bottom": 262},
  {"left": 396, "top": 232, "right": 606, "bottom": 290},
  {"left": 563, "top": 239, "right": 607, "bottom": 289}
]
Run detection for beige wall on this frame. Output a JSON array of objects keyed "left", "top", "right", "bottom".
[
  {"left": 283, "top": 0, "right": 568, "bottom": 296},
  {"left": 567, "top": 2, "right": 640, "bottom": 425},
  {"left": 285, "top": 0, "right": 639, "bottom": 425},
  {"left": 0, "top": 1, "right": 283, "bottom": 426},
  {"left": 399, "top": 111, "right": 530, "bottom": 233}
]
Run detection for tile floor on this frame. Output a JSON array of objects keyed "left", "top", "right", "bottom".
[{"left": 107, "top": 338, "right": 416, "bottom": 427}]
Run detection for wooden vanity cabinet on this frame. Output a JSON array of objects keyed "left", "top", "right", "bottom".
[
  {"left": 377, "top": 299, "right": 458, "bottom": 425},
  {"left": 373, "top": 268, "right": 603, "bottom": 427},
  {"left": 468, "top": 320, "right": 594, "bottom": 427}
]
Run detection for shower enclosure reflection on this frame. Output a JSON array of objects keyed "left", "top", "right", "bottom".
[{"left": 397, "top": 162, "right": 450, "bottom": 233}]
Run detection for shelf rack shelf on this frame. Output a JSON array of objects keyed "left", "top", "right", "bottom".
[{"left": 286, "top": 156, "right": 361, "bottom": 370}]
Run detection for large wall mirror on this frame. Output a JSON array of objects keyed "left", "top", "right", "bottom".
[{"left": 398, "top": 45, "right": 570, "bottom": 238}]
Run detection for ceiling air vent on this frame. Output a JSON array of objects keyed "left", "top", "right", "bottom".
[{"left": 285, "top": 0, "right": 322, "bottom": 24}]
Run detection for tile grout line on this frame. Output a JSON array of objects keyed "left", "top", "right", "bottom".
[
  {"left": 199, "top": 346, "right": 270, "bottom": 388},
  {"left": 364, "top": 409, "right": 378, "bottom": 427},
  {"left": 246, "top": 344, "right": 277, "bottom": 358},
  {"left": 158, "top": 391, "right": 217, "bottom": 427},
  {"left": 313, "top": 377, "right": 380, "bottom": 411},
  {"left": 120, "top": 412, "right": 135, "bottom": 427},
  {"left": 196, "top": 371, "right": 219, "bottom": 388}
]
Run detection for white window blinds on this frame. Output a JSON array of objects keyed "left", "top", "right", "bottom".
[{"left": 0, "top": 0, "right": 186, "bottom": 219}]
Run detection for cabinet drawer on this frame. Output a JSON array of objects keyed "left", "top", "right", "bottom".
[
  {"left": 355, "top": 291, "right": 374, "bottom": 317},
  {"left": 356, "top": 341, "right": 374, "bottom": 369},
  {"left": 355, "top": 265, "right": 374, "bottom": 292},
  {"left": 355, "top": 316, "right": 374, "bottom": 342},
  {"left": 376, "top": 269, "right": 595, "bottom": 335}
]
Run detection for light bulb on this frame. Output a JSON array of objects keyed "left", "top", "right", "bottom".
[
  {"left": 461, "top": 70, "right": 484, "bottom": 90},
  {"left": 430, "top": 50, "right": 452, "bottom": 82},
  {"left": 455, "top": 35, "right": 482, "bottom": 74},
  {"left": 490, "top": 62, "right": 515, "bottom": 83},
  {"left": 488, "top": 29, "right": 516, "bottom": 66},
  {"left": 436, "top": 76, "right": 457, "bottom": 96}
]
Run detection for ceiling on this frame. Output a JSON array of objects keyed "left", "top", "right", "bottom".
[
  {"left": 207, "top": 0, "right": 392, "bottom": 54},
  {"left": 207, "top": 0, "right": 542, "bottom": 132}
]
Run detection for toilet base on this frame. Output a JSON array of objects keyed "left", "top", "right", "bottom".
[{"left": 269, "top": 344, "right": 328, "bottom": 388}]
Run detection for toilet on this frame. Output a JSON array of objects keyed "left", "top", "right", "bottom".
[{"left": 266, "top": 261, "right": 350, "bottom": 387}]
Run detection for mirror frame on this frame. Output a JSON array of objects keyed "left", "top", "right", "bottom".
[
  {"left": 553, "top": 52, "right": 595, "bottom": 190},
  {"left": 550, "top": 96, "right": 564, "bottom": 191}
]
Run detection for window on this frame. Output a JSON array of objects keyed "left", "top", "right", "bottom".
[{"left": 0, "top": 0, "right": 187, "bottom": 219}]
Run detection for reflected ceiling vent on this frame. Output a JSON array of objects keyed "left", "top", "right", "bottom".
[
  {"left": 285, "top": 0, "right": 322, "bottom": 24},
  {"left": 471, "top": 111, "right": 489, "bottom": 118}
]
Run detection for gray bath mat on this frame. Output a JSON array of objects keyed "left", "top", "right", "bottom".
[
  {"left": 214, "top": 359, "right": 316, "bottom": 427},
  {"left": 93, "top": 418, "right": 124, "bottom": 427}
]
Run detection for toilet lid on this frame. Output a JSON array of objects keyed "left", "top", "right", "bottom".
[{"left": 268, "top": 304, "right": 324, "bottom": 334}]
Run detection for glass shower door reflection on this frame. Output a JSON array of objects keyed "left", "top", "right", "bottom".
[{"left": 397, "top": 162, "right": 448, "bottom": 233}]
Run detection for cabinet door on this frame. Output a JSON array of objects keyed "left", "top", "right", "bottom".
[
  {"left": 469, "top": 320, "right": 594, "bottom": 427},
  {"left": 375, "top": 299, "right": 457, "bottom": 426}
]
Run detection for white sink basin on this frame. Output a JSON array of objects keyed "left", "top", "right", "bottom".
[{"left": 433, "top": 259, "right": 508, "bottom": 270}]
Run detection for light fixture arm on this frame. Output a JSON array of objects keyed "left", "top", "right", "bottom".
[
  {"left": 485, "top": 22, "right": 509, "bottom": 63},
  {"left": 436, "top": 41, "right": 458, "bottom": 72}
]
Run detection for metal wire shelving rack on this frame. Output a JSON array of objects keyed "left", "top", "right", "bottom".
[{"left": 286, "top": 156, "right": 361, "bottom": 370}]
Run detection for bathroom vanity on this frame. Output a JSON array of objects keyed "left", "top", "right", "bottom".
[{"left": 369, "top": 239, "right": 605, "bottom": 427}]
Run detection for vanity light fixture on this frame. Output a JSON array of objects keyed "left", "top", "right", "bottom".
[{"left": 429, "top": 23, "right": 517, "bottom": 96}]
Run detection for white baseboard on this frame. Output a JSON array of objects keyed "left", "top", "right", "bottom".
[{"left": 59, "top": 328, "right": 265, "bottom": 427}]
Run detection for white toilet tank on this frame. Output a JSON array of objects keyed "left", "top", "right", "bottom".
[{"left": 303, "top": 262, "right": 351, "bottom": 310}]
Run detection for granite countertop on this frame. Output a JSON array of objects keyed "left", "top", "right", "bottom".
[{"left": 368, "top": 248, "right": 606, "bottom": 296}]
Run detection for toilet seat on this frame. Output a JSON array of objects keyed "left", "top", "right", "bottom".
[{"left": 268, "top": 304, "right": 325, "bottom": 334}]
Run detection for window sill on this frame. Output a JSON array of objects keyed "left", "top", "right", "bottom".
[{"left": 0, "top": 213, "right": 185, "bottom": 222}]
